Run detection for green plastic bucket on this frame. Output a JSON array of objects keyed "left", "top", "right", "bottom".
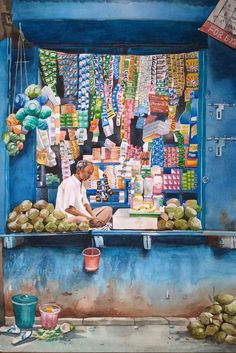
[{"left": 11, "top": 294, "right": 38, "bottom": 329}]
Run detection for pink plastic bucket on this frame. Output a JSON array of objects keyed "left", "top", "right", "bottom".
[
  {"left": 39, "top": 303, "right": 61, "bottom": 330},
  {"left": 82, "top": 248, "right": 101, "bottom": 272}
]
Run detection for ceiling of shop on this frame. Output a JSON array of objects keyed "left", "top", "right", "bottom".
[{"left": 12, "top": 0, "right": 219, "bottom": 53}]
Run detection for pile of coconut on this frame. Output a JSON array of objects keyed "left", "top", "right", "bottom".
[
  {"left": 188, "top": 292, "right": 236, "bottom": 344},
  {"left": 7, "top": 199, "right": 89, "bottom": 233}
]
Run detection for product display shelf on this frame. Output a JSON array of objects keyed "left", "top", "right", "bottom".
[
  {"left": 37, "top": 184, "right": 59, "bottom": 189},
  {"left": 91, "top": 202, "right": 129, "bottom": 208},
  {"left": 60, "top": 126, "right": 79, "bottom": 130},
  {"left": 93, "top": 162, "right": 120, "bottom": 167}
]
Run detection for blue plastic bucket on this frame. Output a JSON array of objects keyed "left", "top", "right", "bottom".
[{"left": 11, "top": 294, "right": 38, "bottom": 329}]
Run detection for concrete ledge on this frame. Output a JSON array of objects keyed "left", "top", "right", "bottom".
[
  {"left": 5, "top": 316, "right": 189, "bottom": 326},
  {"left": 82, "top": 317, "right": 135, "bottom": 326},
  {"left": 165, "top": 317, "right": 189, "bottom": 326},
  {"left": 5, "top": 316, "right": 83, "bottom": 326},
  {"left": 135, "top": 317, "right": 168, "bottom": 325}
]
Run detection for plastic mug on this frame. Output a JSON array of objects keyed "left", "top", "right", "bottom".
[{"left": 39, "top": 303, "right": 61, "bottom": 330}]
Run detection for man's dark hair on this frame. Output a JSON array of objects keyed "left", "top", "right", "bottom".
[{"left": 76, "top": 160, "right": 93, "bottom": 171}]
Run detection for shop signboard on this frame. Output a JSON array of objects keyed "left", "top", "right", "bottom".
[{"left": 200, "top": 0, "right": 236, "bottom": 49}]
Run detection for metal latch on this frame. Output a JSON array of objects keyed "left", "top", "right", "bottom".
[
  {"left": 207, "top": 136, "right": 236, "bottom": 157},
  {"left": 208, "top": 103, "right": 235, "bottom": 120},
  {"left": 93, "top": 236, "right": 104, "bottom": 248},
  {"left": 143, "top": 235, "right": 152, "bottom": 250}
]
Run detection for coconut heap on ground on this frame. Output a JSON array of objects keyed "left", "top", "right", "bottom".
[
  {"left": 188, "top": 292, "right": 236, "bottom": 344},
  {"left": 7, "top": 199, "right": 89, "bottom": 233}
]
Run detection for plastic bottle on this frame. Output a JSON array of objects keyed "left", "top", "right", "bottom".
[
  {"left": 134, "top": 175, "right": 144, "bottom": 195},
  {"left": 119, "top": 139, "right": 128, "bottom": 163},
  {"left": 144, "top": 177, "right": 153, "bottom": 197},
  {"left": 153, "top": 174, "right": 163, "bottom": 195}
]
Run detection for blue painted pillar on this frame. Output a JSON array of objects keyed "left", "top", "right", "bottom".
[
  {"left": 0, "top": 39, "right": 10, "bottom": 234},
  {"left": 9, "top": 47, "right": 38, "bottom": 209}
]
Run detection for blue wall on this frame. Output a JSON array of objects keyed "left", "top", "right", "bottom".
[
  {"left": 3, "top": 239, "right": 236, "bottom": 317},
  {"left": 205, "top": 39, "right": 236, "bottom": 230},
  {"left": 0, "top": 39, "right": 10, "bottom": 234}
]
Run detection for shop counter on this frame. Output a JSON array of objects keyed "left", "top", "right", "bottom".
[{"left": 112, "top": 208, "right": 158, "bottom": 230}]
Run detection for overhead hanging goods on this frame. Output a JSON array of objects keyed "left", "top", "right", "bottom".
[{"left": 2, "top": 24, "right": 53, "bottom": 157}]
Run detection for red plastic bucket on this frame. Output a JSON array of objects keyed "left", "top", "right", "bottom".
[{"left": 82, "top": 248, "right": 101, "bottom": 272}]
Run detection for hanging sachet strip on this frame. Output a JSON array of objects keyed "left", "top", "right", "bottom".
[
  {"left": 77, "top": 54, "right": 90, "bottom": 129},
  {"left": 113, "top": 55, "right": 120, "bottom": 80},
  {"left": 57, "top": 53, "right": 78, "bottom": 99},
  {"left": 184, "top": 52, "right": 199, "bottom": 102},
  {"left": 151, "top": 137, "right": 164, "bottom": 167},
  {"left": 135, "top": 56, "right": 151, "bottom": 115},
  {"left": 78, "top": 54, "right": 90, "bottom": 111},
  {"left": 156, "top": 54, "right": 168, "bottom": 96},
  {"left": 175, "top": 131, "right": 185, "bottom": 169},
  {"left": 104, "top": 55, "right": 115, "bottom": 120},
  {"left": 119, "top": 56, "right": 130, "bottom": 139},
  {"left": 167, "top": 54, "right": 185, "bottom": 98},
  {"left": 39, "top": 49, "right": 57, "bottom": 94},
  {"left": 93, "top": 54, "right": 105, "bottom": 99}
]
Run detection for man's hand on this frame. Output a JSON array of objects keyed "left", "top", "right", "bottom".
[{"left": 89, "top": 217, "right": 103, "bottom": 228}]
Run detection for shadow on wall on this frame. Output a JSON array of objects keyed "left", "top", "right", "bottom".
[
  {"left": 208, "top": 38, "right": 236, "bottom": 81},
  {"left": 220, "top": 211, "right": 236, "bottom": 231}
]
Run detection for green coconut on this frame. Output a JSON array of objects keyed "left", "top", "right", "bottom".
[
  {"left": 157, "top": 219, "right": 166, "bottom": 230},
  {"left": 53, "top": 210, "right": 66, "bottom": 220},
  {"left": 39, "top": 209, "right": 50, "bottom": 219},
  {"left": 187, "top": 318, "right": 204, "bottom": 331},
  {"left": 33, "top": 221, "right": 45, "bottom": 233},
  {"left": 160, "top": 212, "right": 169, "bottom": 221},
  {"left": 46, "top": 203, "right": 55, "bottom": 213},
  {"left": 27, "top": 208, "right": 40, "bottom": 220},
  {"left": 165, "top": 203, "right": 177, "bottom": 214},
  {"left": 173, "top": 206, "right": 184, "bottom": 220},
  {"left": 59, "top": 322, "right": 75, "bottom": 334},
  {"left": 206, "top": 304, "right": 223, "bottom": 315},
  {"left": 21, "top": 222, "right": 34, "bottom": 233},
  {"left": 78, "top": 222, "right": 90, "bottom": 232},
  {"left": 174, "top": 219, "right": 188, "bottom": 230},
  {"left": 224, "top": 301, "right": 236, "bottom": 316},
  {"left": 199, "top": 312, "right": 213, "bottom": 325},
  {"left": 45, "top": 214, "right": 57, "bottom": 224},
  {"left": 185, "top": 207, "right": 197, "bottom": 218},
  {"left": 225, "top": 335, "right": 236, "bottom": 344},
  {"left": 18, "top": 200, "right": 32, "bottom": 212},
  {"left": 212, "top": 313, "right": 223, "bottom": 321},
  {"left": 214, "top": 293, "right": 235, "bottom": 305},
  {"left": 205, "top": 324, "right": 219, "bottom": 336},
  {"left": 33, "top": 200, "right": 49, "bottom": 210},
  {"left": 7, "top": 211, "right": 18, "bottom": 223},
  {"left": 31, "top": 216, "right": 44, "bottom": 225},
  {"left": 221, "top": 323, "right": 236, "bottom": 336},
  {"left": 165, "top": 220, "right": 174, "bottom": 230},
  {"left": 45, "top": 222, "right": 57, "bottom": 233},
  {"left": 69, "top": 223, "right": 78, "bottom": 232},
  {"left": 188, "top": 217, "right": 202, "bottom": 231},
  {"left": 166, "top": 198, "right": 180, "bottom": 207},
  {"left": 214, "top": 331, "right": 227, "bottom": 344},
  {"left": 57, "top": 222, "right": 71, "bottom": 232},
  {"left": 222, "top": 313, "right": 236, "bottom": 326},
  {"left": 212, "top": 319, "right": 221, "bottom": 327},
  {"left": 191, "top": 327, "right": 206, "bottom": 339},
  {"left": 7, "top": 221, "right": 21, "bottom": 233},
  {"left": 16, "top": 214, "right": 29, "bottom": 225}
]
